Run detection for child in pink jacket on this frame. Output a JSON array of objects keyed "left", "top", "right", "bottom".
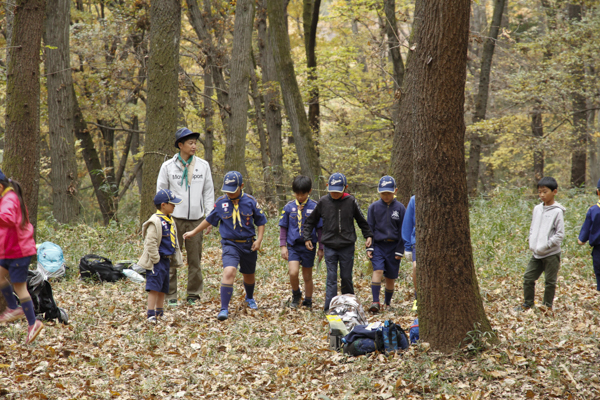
[{"left": 0, "top": 169, "right": 42, "bottom": 344}]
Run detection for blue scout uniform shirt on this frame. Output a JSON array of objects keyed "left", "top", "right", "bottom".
[
  {"left": 402, "top": 195, "right": 416, "bottom": 253},
  {"left": 367, "top": 198, "right": 406, "bottom": 256},
  {"left": 156, "top": 213, "right": 176, "bottom": 257},
  {"left": 579, "top": 202, "right": 600, "bottom": 247},
  {"left": 279, "top": 199, "right": 323, "bottom": 245},
  {"left": 206, "top": 193, "right": 268, "bottom": 240}
]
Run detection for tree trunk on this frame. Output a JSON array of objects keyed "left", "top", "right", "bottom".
[
  {"left": 568, "top": 4, "right": 586, "bottom": 188},
  {"left": 411, "top": 0, "right": 493, "bottom": 353},
  {"left": 267, "top": 0, "right": 323, "bottom": 191},
  {"left": 202, "top": 69, "right": 214, "bottom": 170},
  {"left": 224, "top": 0, "right": 254, "bottom": 176},
  {"left": 130, "top": 116, "right": 143, "bottom": 195},
  {"left": 44, "top": 0, "right": 79, "bottom": 223},
  {"left": 5, "top": 0, "right": 15, "bottom": 67},
  {"left": 467, "top": 0, "right": 506, "bottom": 197},
  {"left": 532, "top": 109, "right": 544, "bottom": 183},
  {"left": 140, "top": 0, "right": 181, "bottom": 223},
  {"left": 257, "top": 0, "right": 286, "bottom": 209},
  {"left": 589, "top": 96, "right": 600, "bottom": 186},
  {"left": 4, "top": 0, "right": 45, "bottom": 231},
  {"left": 383, "top": 0, "right": 405, "bottom": 89},
  {"left": 304, "top": 0, "right": 320, "bottom": 137}
]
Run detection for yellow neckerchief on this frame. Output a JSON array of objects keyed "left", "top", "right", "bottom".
[
  {"left": 295, "top": 198, "right": 308, "bottom": 234},
  {"left": 230, "top": 193, "right": 244, "bottom": 230},
  {"left": 155, "top": 211, "right": 176, "bottom": 248},
  {"left": 1, "top": 187, "right": 13, "bottom": 197},
  {"left": 597, "top": 201, "right": 600, "bottom": 209}
]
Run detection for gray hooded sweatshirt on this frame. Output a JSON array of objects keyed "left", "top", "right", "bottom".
[{"left": 528, "top": 202, "right": 566, "bottom": 259}]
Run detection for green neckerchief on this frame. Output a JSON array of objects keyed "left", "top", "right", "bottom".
[{"left": 177, "top": 153, "right": 192, "bottom": 191}]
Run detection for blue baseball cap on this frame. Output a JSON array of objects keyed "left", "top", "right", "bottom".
[
  {"left": 175, "top": 127, "right": 200, "bottom": 148},
  {"left": 0, "top": 169, "right": 6, "bottom": 182},
  {"left": 153, "top": 189, "right": 183, "bottom": 206},
  {"left": 327, "top": 173, "right": 347, "bottom": 193},
  {"left": 222, "top": 171, "right": 243, "bottom": 193},
  {"left": 378, "top": 175, "right": 396, "bottom": 193}
]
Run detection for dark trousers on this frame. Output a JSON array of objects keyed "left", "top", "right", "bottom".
[
  {"left": 592, "top": 246, "right": 600, "bottom": 291},
  {"left": 523, "top": 253, "right": 560, "bottom": 307},
  {"left": 324, "top": 244, "right": 355, "bottom": 311}
]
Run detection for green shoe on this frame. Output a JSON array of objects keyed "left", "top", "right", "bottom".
[
  {"left": 187, "top": 298, "right": 198, "bottom": 306},
  {"left": 167, "top": 299, "right": 178, "bottom": 307}
]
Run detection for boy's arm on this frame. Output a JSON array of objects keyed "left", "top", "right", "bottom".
[
  {"left": 578, "top": 208, "right": 592, "bottom": 245},
  {"left": 401, "top": 197, "right": 415, "bottom": 252},
  {"left": 252, "top": 224, "right": 265, "bottom": 251},
  {"left": 183, "top": 219, "right": 211, "bottom": 240},
  {"left": 303, "top": 201, "right": 321, "bottom": 242},
  {"left": 144, "top": 224, "right": 161, "bottom": 265},
  {"left": 547, "top": 211, "right": 565, "bottom": 249},
  {"left": 353, "top": 199, "right": 373, "bottom": 242},
  {"left": 279, "top": 227, "right": 289, "bottom": 260}
]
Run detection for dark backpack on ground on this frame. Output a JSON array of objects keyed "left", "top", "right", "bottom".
[
  {"left": 381, "top": 320, "right": 409, "bottom": 352},
  {"left": 79, "top": 254, "right": 124, "bottom": 283},
  {"left": 409, "top": 318, "right": 419, "bottom": 344},
  {"left": 25, "top": 270, "right": 68, "bottom": 324},
  {"left": 342, "top": 320, "right": 408, "bottom": 356}
]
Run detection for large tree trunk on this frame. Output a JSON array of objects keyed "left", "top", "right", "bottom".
[
  {"left": 44, "top": 0, "right": 79, "bottom": 223},
  {"left": 224, "top": 0, "right": 254, "bottom": 176},
  {"left": 304, "top": 0, "right": 321, "bottom": 137},
  {"left": 257, "top": 0, "right": 286, "bottom": 209},
  {"left": 267, "top": 0, "right": 323, "bottom": 191},
  {"left": 411, "top": 0, "right": 493, "bottom": 353},
  {"left": 466, "top": 0, "right": 506, "bottom": 197},
  {"left": 568, "top": 4, "right": 586, "bottom": 188},
  {"left": 4, "top": 0, "right": 45, "bottom": 231},
  {"left": 140, "top": 0, "right": 181, "bottom": 223}
]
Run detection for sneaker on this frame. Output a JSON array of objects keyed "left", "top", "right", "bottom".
[
  {"left": 514, "top": 304, "right": 532, "bottom": 312},
  {"left": 166, "top": 299, "right": 178, "bottom": 307},
  {"left": 25, "top": 320, "right": 44, "bottom": 344},
  {"left": 245, "top": 298, "right": 258, "bottom": 310},
  {"left": 217, "top": 309, "right": 229, "bottom": 321},
  {"left": 147, "top": 316, "right": 158, "bottom": 324},
  {"left": 301, "top": 299, "right": 313, "bottom": 309},
  {"left": 369, "top": 302, "right": 381, "bottom": 314},
  {"left": 290, "top": 292, "right": 302, "bottom": 309},
  {"left": 412, "top": 300, "right": 418, "bottom": 312},
  {"left": 187, "top": 298, "right": 198, "bottom": 306},
  {"left": 0, "top": 307, "right": 25, "bottom": 323}
]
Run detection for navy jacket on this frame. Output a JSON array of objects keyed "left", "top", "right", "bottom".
[
  {"left": 579, "top": 202, "right": 600, "bottom": 247},
  {"left": 367, "top": 198, "right": 406, "bottom": 256},
  {"left": 206, "top": 193, "right": 267, "bottom": 240}
]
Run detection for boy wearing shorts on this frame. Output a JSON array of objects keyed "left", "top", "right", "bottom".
[{"left": 577, "top": 178, "right": 600, "bottom": 291}]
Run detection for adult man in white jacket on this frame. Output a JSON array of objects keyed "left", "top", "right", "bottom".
[{"left": 157, "top": 128, "right": 215, "bottom": 306}]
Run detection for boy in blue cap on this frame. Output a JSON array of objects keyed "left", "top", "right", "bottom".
[
  {"left": 303, "top": 172, "right": 373, "bottom": 311},
  {"left": 183, "top": 171, "right": 267, "bottom": 320},
  {"left": 366, "top": 176, "right": 406, "bottom": 313},
  {"left": 279, "top": 176, "right": 323, "bottom": 309},
  {"left": 138, "top": 189, "right": 184, "bottom": 323},
  {"left": 578, "top": 178, "right": 600, "bottom": 291}
]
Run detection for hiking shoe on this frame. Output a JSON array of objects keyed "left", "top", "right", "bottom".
[
  {"left": 0, "top": 307, "right": 25, "bottom": 323},
  {"left": 514, "top": 304, "right": 532, "bottom": 312},
  {"left": 290, "top": 292, "right": 302, "bottom": 309},
  {"left": 147, "top": 316, "right": 158, "bottom": 324},
  {"left": 245, "top": 298, "right": 258, "bottom": 310},
  {"left": 166, "top": 299, "right": 178, "bottom": 307},
  {"left": 369, "top": 302, "right": 381, "bottom": 314},
  {"left": 301, "top": 299, "right": 313, "bottom": 309},
  {"left": 217, "top": 309, "right": 229, "bottom": 321},
  {"left": 187, "top": 298, "right": 198, "bottom": 306},
  {"left": 25, "top": 320, "right": 44, "bottom": 344},
  {"left": 412, "top": 300, "right": 418, "bottom": 312}
]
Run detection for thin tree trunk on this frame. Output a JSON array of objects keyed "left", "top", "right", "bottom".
[
  {"left": 568, "top": 4, "right": 586, "bottom": 188},
  {"left": 129, "top": 116, "right": 143, "bottom": 195},
  {"left": 589, "top": 93, "right": 600, "bottom": 186},
  {"left": 45, "top": 0, "right": 79, "bottom": 223},
  {"left": 411, "top": 0, "right": 493, "bottom": 353},
  {"left": 267, "top": 0, "right": 323, "bottom": 192},
  {"left": 532, "top": 109, "right": 544, "bottom": 183},
  {"left": 257, "top": 0, "right": 286, "bottom": 208},
  {"left": 4, "top": 0, "right": 45, "bottom": 232},
  {"left": 140, "top": 0, "right": 181, "bottom": 223},
  {"left": 467, "top": 0, "right": 506, "bottom": 197},
  {"left": 5, "top": 0, "right": 15, "bottom": 67},
  {"left": 202, "top": 69, "right": 214, "bottom": 169},
  {"left": 304, "top": 0, "right": 321, "bottom": 137}
]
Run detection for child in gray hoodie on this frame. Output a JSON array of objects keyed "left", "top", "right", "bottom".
[{"left": 518, "top": 177, "right": 566, "bottom": 310}]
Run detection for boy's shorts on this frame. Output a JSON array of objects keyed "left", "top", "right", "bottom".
[
  {"left": 0, "top": 256, "right": 32, "bottom": 284},
  {"left": 221, "top": 240, "right": 257, "bottom": 274},
  {"left": 287, "top": 242, "right": 317, "bottom": 268},
  {"left": 371, "top": 242, "right": 401, "bottom": 279},
  {"left": 146, "top": 258, "right": 170, "bottom": 293}
]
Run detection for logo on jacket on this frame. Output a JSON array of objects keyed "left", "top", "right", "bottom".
[{"left": 391, "top": 211, "right": 399, "bottom": 219}]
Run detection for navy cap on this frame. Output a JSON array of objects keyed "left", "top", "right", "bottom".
[
  {"left": 222, "top": 171, "right": 243, "bottom": 193},
  {"left": 153, "top": 189, "right": 183, "bottom": 206},
  {"left": 378, "top": 175, "right": 396, "bottom": 193},
  {"left": 0, "top": 169, "right": 5, "bottom": 182},
  {"left": 327, "top": 173, "right": 347, "bottom": 193},
  {"left": 175, "top": 127, "right": 200, "bottom": 148}
]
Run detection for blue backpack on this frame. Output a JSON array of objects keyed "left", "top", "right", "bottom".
[
  {"left": 37, "top": 242, "right": 66, "bottom": 279},
  {"left": 342, "top": 320, "right": 409, "bottom": 356},
  {"left": 381, "top": 320, "right": 409, "bottom": 352},
  {"left": 409, "top": 318, "right": 419, "bottom": 344}
]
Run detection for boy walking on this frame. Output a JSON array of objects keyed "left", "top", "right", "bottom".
[
  {"left": 577, "top": 178, "right": 600, "bottom": 291},
  {"left": 303, "top": 173, "right": 373, "bottom": 311},
  {"left": 279, "top": 176, "right": 323, "bottom": 309},
  {"left": 138, "top": 189, "right": 184, "bottom": 323},
  {"left": 366, "top": 176, "right": 406, "bottom": 313},
  {"left": 518, "top": 177, "right": 565, "bottom": 310},
  {"left": 183, "top": 171, "right": 267, "bottom": 321},
  {"left": 401, "top": 195, "right": 418, "bottom": 311}
]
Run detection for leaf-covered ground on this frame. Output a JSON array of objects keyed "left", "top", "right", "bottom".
[{"left": 1, "top": 189, "right": 599, "bottom": 399}]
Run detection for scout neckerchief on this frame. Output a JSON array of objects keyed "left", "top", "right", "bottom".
[
  {"left": 597, "top": 201, "right": 600, "bottom": 209},
  {"left": 230, "top": 192, "right": 244, "bottom": 230},
  {"left": 156, "top": 211, "right": 176, "bottom": 248},
  {"left": 295, "top": 199, "right": 308, "bottom": 235},
  {"left": 177, "top": 153, "right": 192, "bottom": 191},
  {"left": 1, "top": 186, "right": 13, "bottom": 197}
]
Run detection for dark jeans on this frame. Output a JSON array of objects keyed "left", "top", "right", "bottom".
[
  {"left": 593, "top": 246, "right": 600, "bottom": 291},
  {"left": 324, "top": 244, "right": 355, "bottom": 311},
  {"left": 523, "top": 253, "right": 560, "bottom": 307}
]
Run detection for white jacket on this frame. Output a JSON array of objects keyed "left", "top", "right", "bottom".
[
  {"left": 528, "top": 202, "right": 566, "bottom": 259},
  {"left": 157, "top": 155, "right": 215, "bottom": 220}
]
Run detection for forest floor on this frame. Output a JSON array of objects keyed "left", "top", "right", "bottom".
[{"left": 1, "top": 189, "right": 599, "bottom": 399}]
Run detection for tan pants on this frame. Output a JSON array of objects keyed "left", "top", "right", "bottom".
[{"left": 167, "top": 217, "right": 204, "bottom": 301}]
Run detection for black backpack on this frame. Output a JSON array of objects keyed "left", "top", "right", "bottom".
[
  {"left": 25, "top": 270, "right": 68, "bottom": 324},
  {"left": 79, "top": 254, "right": 124, "bottom": 283}
]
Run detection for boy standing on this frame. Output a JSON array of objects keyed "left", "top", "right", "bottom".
[
  {"left": 366, "top": 176, "right": 406, "bottom": 313},
  {"left": 577, "top": 178, "right": 600, "bottom": 291},
  {"left": 303, "top": 173, "right": 373, "bottom": 311},
  {"left": 401, "top": 195, "right": 418, "bottom": 311},
  {"left": 518, "top": 177, "right": 565, "bottom": 310},
  {"left": 279, "top": 176, "right": 324, "bottom": 309},
  {"left": 138, "top": 189, "right": 184, "bottom": 323},
  {"left": 183, "top": 171, "right": 267, "bottom": 321}
]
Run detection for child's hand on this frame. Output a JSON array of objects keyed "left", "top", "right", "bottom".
[
  {"left": 365, "top": 237, "right": 373, "bottom": 248},
  {"left": 367, "top": 250, "right": 373, "bottom": 259},
  {"left": 578, "top": 239, "right": 584, "bottom": 245},
  {"left": 183, "top": 231, "right": 195, "bottom": 240},
  {"left": 305, "top": 241, "right": 314, "bottom": 251},
  {"left": 395, "top": 255, "right": 401, "bottom": 260},
  {"left": 205, "top": 225, "right": 213, "bottom": 235},
  {"left": 317, "top": 248, "right": 324, "bottom": 263},
  {"left": 280, "top": 246, "right": 289, "bottom": 260},
  {"left": 251, "top": 238, "right": 263, "bottom": 252}
]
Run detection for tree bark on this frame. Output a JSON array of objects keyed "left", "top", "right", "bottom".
[
  {"left": 257, "top": 0, "right": 286, "bottom": 209},
  {"left": 4, "top": 0, "right": 45, "bottom": 231},
  {"left": 130, "top": 116, "right": 143, "bottom": 195},
  {"left": 568, "top": 4, "right": 586, "bottom": 188},
  {"left": 383, "top": 0, "right": 405, "bottom": 90},
  {"left": 140, "top": 0, "right": 181, "bottom": 223},
  {"left": 44, "top": 0, "right": 79, "bottom": 223},
  {"left": 267, "top": 0, "right": 323, "bottom": 191},
  {"left": 202, "top": 69, "right": 215, "bottom": 169},
  {"left": 467, "top": 0, "right": 506, "bottom": 197},
  {"left": 5, "top": 0, "right": 15, "bottom": 67},
  {"left": 304, "top": 0, "right": 320, "bottom": 137},
  {"left": 411, "top": 0, "right": 493, "bottom": 353},
  {"left": 532, "top": 109, "right": 544, "bottom": 183}
]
